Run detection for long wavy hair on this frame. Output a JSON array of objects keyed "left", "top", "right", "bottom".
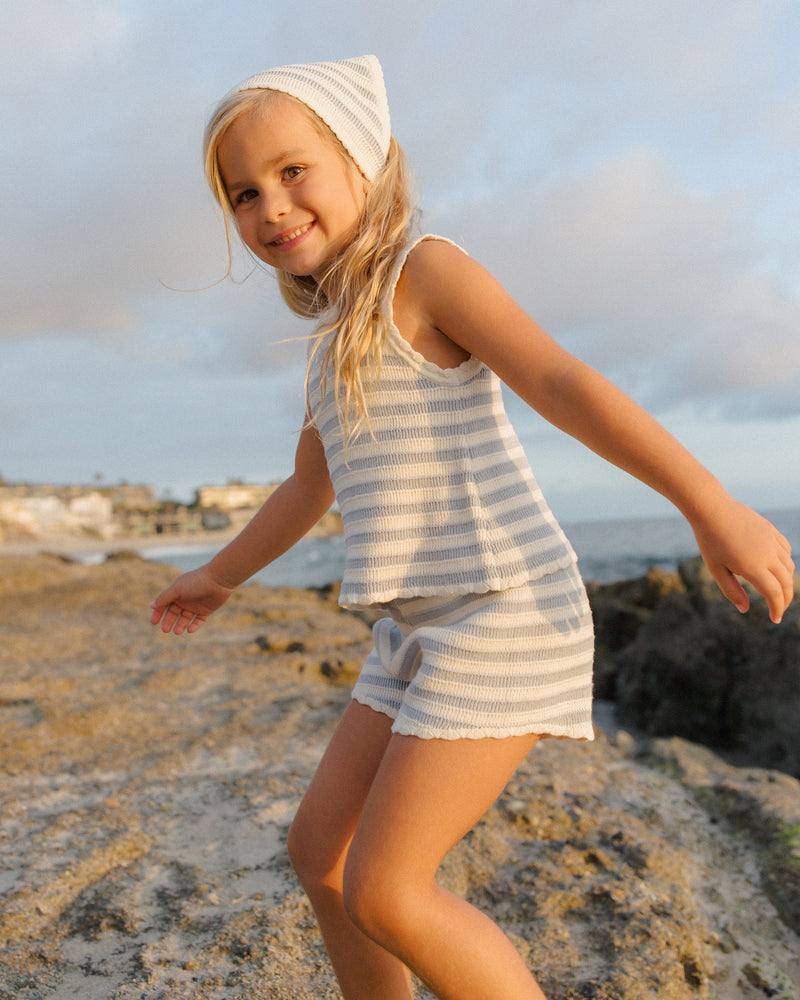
[{"left": 203, "top": 88, "right": 420, "bottom": 439}]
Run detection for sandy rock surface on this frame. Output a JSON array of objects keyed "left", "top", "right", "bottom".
[{"left": 1, "top": 554, "right": 799, "bottom": 999}]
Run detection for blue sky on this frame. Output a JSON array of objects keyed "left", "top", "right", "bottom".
[{"left": 1, "top": 0, "right": 798, "bottom": 522}]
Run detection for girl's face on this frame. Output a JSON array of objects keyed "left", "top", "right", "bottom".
[{"left": 218, "top": 95, "right": 369, "bottom": 282}]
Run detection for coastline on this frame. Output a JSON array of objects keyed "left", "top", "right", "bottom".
[
  {"left": 3, "top": 505, "right": 796, "bottom": 578},
  {"left": 0, "top": 510, "right": 344, "bottom": 564},
  {"left": 0, "top": 528, "right": 243, "bottom": 561}
]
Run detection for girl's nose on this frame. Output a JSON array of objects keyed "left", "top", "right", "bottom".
[{"left": 261, "top": 186, "right": 289, "bottom": 223}]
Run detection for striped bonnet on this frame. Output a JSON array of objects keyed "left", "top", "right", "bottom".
[{"left": 234, "top": 55, "right": 391, "bottom": 181}]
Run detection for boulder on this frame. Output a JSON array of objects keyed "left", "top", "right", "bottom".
[{"left": 589, "top": 557, "right": 800, "bottom": 775}]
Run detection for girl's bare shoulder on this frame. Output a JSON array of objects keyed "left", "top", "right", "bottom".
[
  {"left": 403, "top": 237, "right": 472, "bottom": 281},
  {"left": 402, "top": 237, "right": 507, "bottom": 308},
  {"left": 392, "top": 239, "right": 474, "bottom": 367},
  {"left": 397, "top": 237, "right": 572, "bottom": 396}
]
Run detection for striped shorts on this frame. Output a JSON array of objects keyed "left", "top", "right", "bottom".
[{"left": 351, "top": 562, "right": 595, "bottom": 741}]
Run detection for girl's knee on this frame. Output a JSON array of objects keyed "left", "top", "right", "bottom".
[
  {"left": 342, "top": 857, "right": 419, "bottom": 946},
  {"left": 286, "top": 810, "right": 338, "bottom": 888},
  {"left": 342, "top": 873, "right": 391, "bottom": 942},
  {"left": 286, "top": 813, "right": 310, "bottom": 879}
]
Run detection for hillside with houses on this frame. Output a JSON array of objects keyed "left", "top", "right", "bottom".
[{"left": 0, "top": 480, "right": 341, "bottom": 547}]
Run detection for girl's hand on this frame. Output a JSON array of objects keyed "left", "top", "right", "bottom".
[
  {"left": 691, "top": 499, "right": 795, "bottom": 624},
  {"left": 149, "top": 565, "right": 235, "bottom": 635}
]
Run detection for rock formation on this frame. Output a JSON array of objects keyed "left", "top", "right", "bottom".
[
  {"left": 0, "top": 553, "right": 798, "bottom": 998},
  {"left": 589, "top": 557, "right": 800, "bottom": 777}
]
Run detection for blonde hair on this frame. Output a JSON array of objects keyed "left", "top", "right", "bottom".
[{"left": 203, "top": 88, "right": 419, "bottom": 438}]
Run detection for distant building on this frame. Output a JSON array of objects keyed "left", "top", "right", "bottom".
[
  {"left": 195, "top": 483, "right": 279, "bottom": 512},
  {"left": 0, "top": 479, "right": 337, "bottom": 544},
  {"left": 0, "top": 489, "right": 114, "bottom": 540},
  {"left": 0, "top": 482, "right": 160, "bottom": 542},
  {"left": 0, "top": 482, "right": 157, "bottom": 507}
]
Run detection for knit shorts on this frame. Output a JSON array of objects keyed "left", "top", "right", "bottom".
[{"left": 351, "top": 562, "right": 595, "bottom": 741}]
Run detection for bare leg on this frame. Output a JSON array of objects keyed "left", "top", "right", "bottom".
[
  {"left": 287, "top": 700, "right": 414, "bottom": 999},
  {"left": 342, "top": 731, "right": 547, "bottom": 1000}
]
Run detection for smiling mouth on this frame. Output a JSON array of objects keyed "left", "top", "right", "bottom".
[{"left": 271, "top": 222, "right": 314, "bottom": 247}]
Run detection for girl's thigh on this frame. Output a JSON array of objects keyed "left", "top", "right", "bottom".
[
  {"left": 345, "top": 731, "right": 539, "bottom": 887},
  {"left": 288, "top": 699, "right": 396, "bottom": 873}
]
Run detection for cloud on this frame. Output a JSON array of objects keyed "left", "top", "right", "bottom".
[
  {"left": 1, "top": 0, "right": 798, "bottom": 506},
  {"left": 431, "top": 140, "right": 800, "bottom": 415},
  {"left": 4, "top": 0, "right": 795, "bottom": 348}
]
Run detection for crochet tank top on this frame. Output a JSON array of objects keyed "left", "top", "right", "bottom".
[{"left": 307, "top": 235, "right": 578, "bottom": 608}]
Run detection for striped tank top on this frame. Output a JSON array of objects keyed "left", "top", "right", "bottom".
[{"left": 307, "top": 235, "right": 578, "bottom": 608}]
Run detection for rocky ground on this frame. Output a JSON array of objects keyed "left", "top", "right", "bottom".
[{"left": 0, "top": 552, "right": 799, "bottom": 999}]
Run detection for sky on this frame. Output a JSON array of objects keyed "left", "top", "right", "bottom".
[{"left": 1, "top": 0, "right": 799, "bottom": 523}]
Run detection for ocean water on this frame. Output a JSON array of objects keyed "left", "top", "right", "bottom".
[{"left": 147, "top": 506, "right": 800, "bottom": 589}]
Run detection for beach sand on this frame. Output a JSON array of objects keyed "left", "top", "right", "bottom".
[{"left": 1, "top": 552, "right": 799, "bottom": 999}]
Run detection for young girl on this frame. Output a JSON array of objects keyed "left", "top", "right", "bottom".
[{"left": 150, "top": 55, "right": 794, "bottom": 1000}]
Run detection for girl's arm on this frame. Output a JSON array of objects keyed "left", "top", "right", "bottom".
[
  {"left": 150, "top": 422, "right": 335, "bottom": 634},
  {"left": 404, "top": 241, "right": 795, "bottom": 623}
]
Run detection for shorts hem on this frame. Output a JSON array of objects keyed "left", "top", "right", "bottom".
[
  {"left": 351, "top": 692, "right": 594, "bottom": 742},
  {"left": 351, "top": 692, "right": 400, "bottom": 722},
  {"left": 390, "top": 720, "right": 595, "bottom": 741}
]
